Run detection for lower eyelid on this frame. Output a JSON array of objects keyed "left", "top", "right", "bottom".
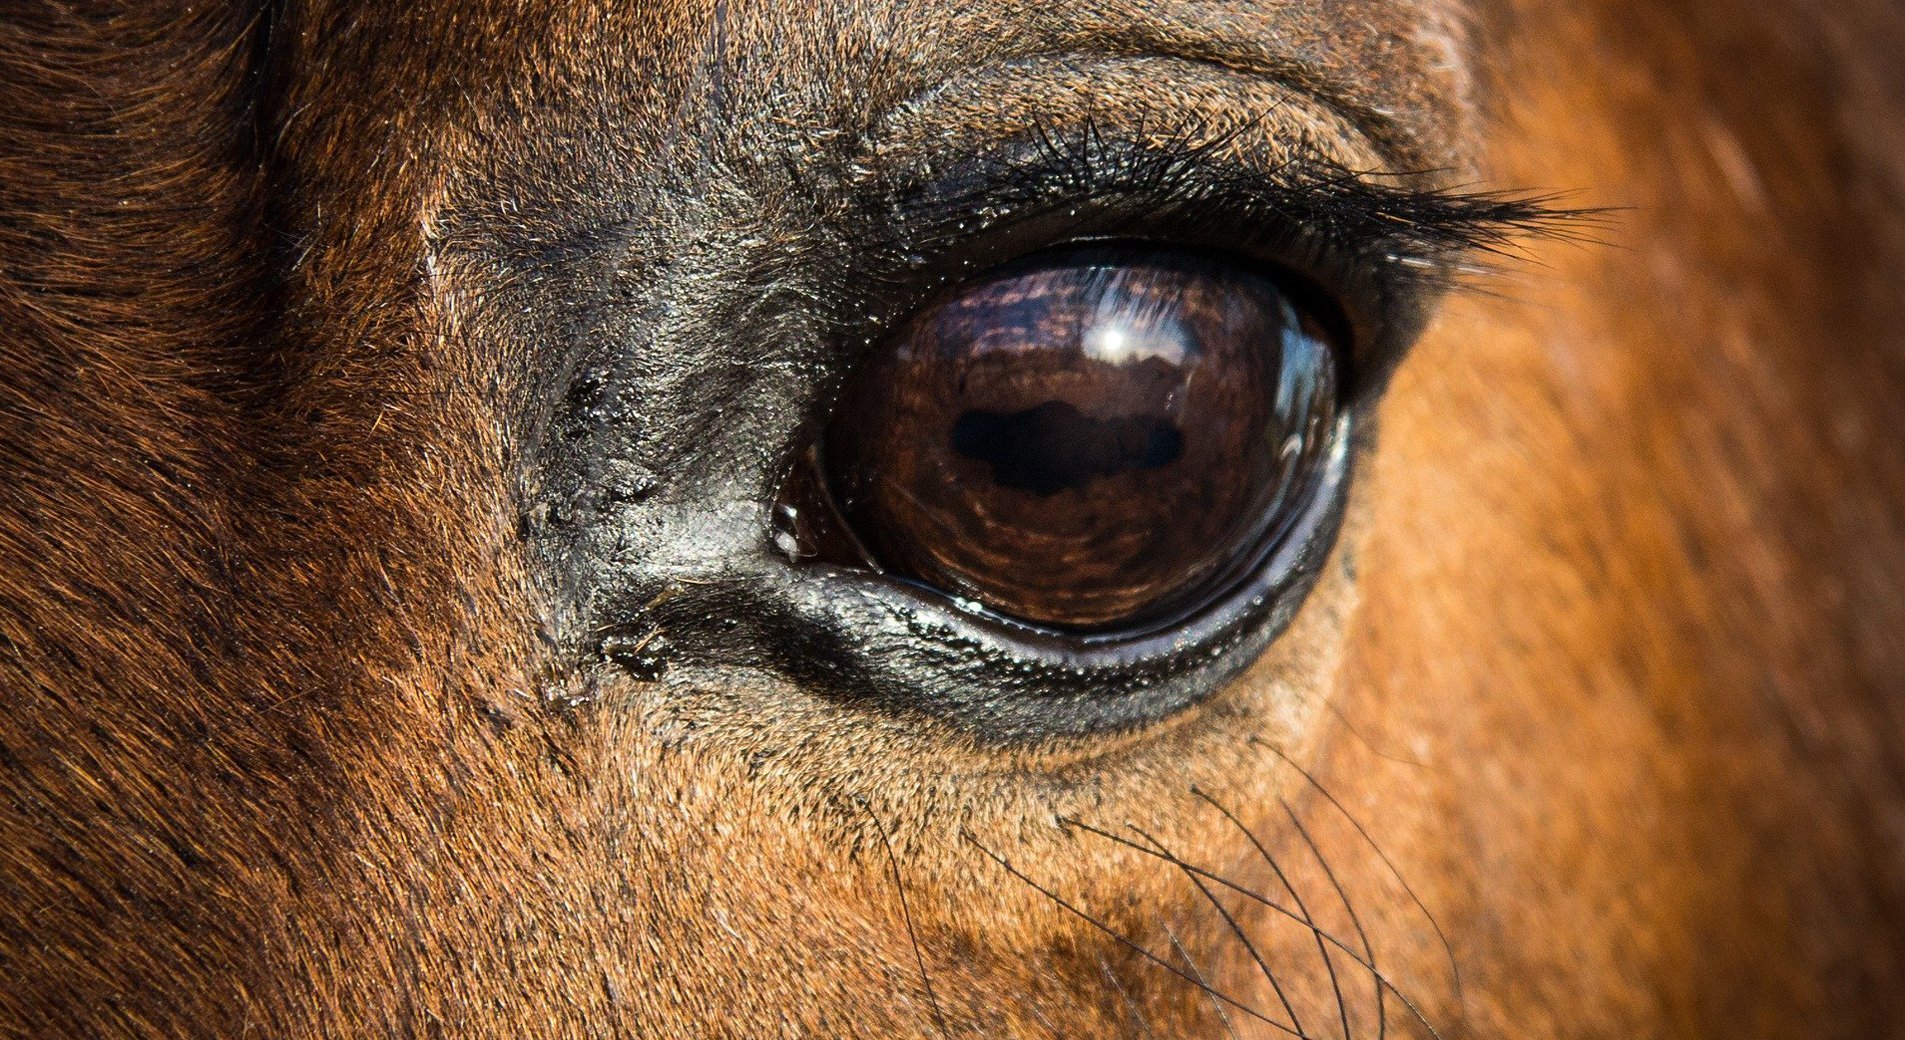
[{"left": 729, "top": 413, "right": 1360, "bottom": 742}]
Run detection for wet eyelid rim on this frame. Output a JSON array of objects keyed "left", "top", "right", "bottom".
[{"left": 735, "top": 410, "right": 1360, "bottom": 741}]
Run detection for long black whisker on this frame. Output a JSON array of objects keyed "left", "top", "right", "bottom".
[
  {"left": 1060, "top": 814, "right": 1447, "bottom": 1040},
  {"left": 963, "top": 832, "right": 1306, "bottom": 1039},
  {"left": 859, "top": 798, "right": 952, "bottom": 1040},
  {"left": 1191, "top": 788, "right": 1353, "bottom": 1040},
  {"left": 1253, "top": 737, "right": 1467, "bottom": 1016},
  {"left": 1281, "top": 799, "right": 1382, "bottom": 1040},
  {"left": 1127, "top": 823, "right": 1307, "bottom": 1038}
]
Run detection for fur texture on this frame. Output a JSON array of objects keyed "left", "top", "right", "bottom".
[{"left": 1, "top": 0, "right": 1901, "bottom": 1036}]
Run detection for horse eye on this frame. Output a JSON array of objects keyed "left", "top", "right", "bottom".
[{"left": 784, "top": 244, "right": 1341, "bottom": 634}]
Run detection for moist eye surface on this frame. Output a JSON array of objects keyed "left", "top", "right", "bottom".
[{"left": 813, "top": 244, "right": 1340, "bottom": 633}]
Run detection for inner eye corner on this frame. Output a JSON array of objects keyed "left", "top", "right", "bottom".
[{"left": 771, "top": 240, "right": 1350, "bottom": 643}]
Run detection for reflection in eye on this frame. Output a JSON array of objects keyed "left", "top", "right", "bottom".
[{"left": 796, "top": 245, "right": 1340, "bottom": 634}]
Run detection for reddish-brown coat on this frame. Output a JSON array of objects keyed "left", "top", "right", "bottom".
[{"left": 2, "top": 1, "right": 1901, "bottom": 1036}]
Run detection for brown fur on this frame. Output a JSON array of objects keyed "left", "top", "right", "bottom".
[{"left": 2, "top": 0, "right": 1902, "bottom": 1036}]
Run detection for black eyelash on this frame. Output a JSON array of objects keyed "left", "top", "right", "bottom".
[
  {"left": 793, "top": 111, "right": 1596, "bottom": 402},
  {"left": 866, "top": 112, "right": 1591, "bottom": 295}
]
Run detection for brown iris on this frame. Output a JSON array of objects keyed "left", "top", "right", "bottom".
[{"left": 804, "top": 245, "right": 1339, "bottom": 633}]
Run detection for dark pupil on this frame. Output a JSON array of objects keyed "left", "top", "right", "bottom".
[
  {"left": 949, "top": 401, "right": 1184, "bottom": 496},
  {"left": 822, "top": 245, "right": 1338, "bottom": 632}
]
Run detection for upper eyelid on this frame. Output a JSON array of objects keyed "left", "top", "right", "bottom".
[
  {"left": 837, "top": 58, "right": 1391, "bottom": 293},
  {"left": 825, "top": 113, "right": 1570, "bottom": 373},
  {"left": 842, "top": 52, "right": 1567, "bottom": 275},
  {"left": 432, "top": 51, "right": 1575, "bottom": 344},
  {"left": 858, "top": 53, "right": 1399, "bottom": 179},
  {"left": 850, "top": 94, "right": 1582, "bottom": 301},
  {"left": 861, "top": 51, "right": 1421, "bottom": 174},
  {"left": 851, "top": 50, "right": 1584, "bottom": 254}
]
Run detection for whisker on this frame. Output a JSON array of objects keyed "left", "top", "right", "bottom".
[
  {"left": 1252, "top": 737, "right": 1468, "bottom": 1017},
  {"left": 858, "top": 798, "right": 952, "bottom": 1040},
  {"left": 1128, "top": 824, "right": 1307, "bottom": 1038},
  {"left": 963, "top": 832, "right": 1306, "bottom": 1039},
  {"left": 1060, "top": 814, "right": 1448, "bottom": 1040},
  {"left": 1281, "top": 799, "right": 1382, "bottom": 1040},
  {"left": 1192, "top": 788, "right": 1353, "bottom": 1040},
  {"left": 1321, "top": 700, "right": 1432, "bottom": 769}
]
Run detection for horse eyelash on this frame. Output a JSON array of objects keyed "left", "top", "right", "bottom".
[{"left": 877, "top": 112, "right": 1595, "bottom": 292}]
